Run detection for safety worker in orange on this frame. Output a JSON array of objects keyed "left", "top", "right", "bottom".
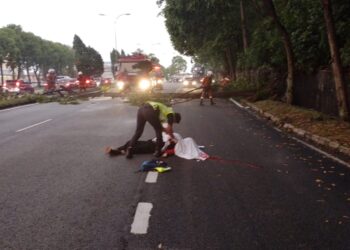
[
  {"left": 77, "top": 71, "right": 86, "bottom": 92},
  {"left": 46, "top": 68, "right": 57, "bottom": 92},
  {"left": 200, "top": 71, "right": 215, "bottom": 105}
]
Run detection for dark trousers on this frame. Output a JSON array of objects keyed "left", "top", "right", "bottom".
[
  {"left": 118, "top": 140, "right": 156, "bottom": 154},
  {"left": 129, "top": 104, "right": 164, "bottom": 151}
]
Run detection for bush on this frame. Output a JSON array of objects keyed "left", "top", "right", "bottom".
[
  {"left": 254, "top": 88, "right": 271, "bottom": 101},
  {"left": 0, "top": 93, "right": 80, "bottom": 110},
  {"left": 0, "top": 94, "right": 37, "bottom": 109},
  {"left": 229, "top": 78, "right": 257, "bottom": 92}
]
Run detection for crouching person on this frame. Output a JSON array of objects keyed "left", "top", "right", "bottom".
[{"left": 125, "top": 101, "right": 181, "bottom": 159}]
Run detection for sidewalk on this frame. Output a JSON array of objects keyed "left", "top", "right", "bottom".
[{"left": 236, "top": 99, "right": 350, "bottom": 162}]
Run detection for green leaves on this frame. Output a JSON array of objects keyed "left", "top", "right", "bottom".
[
  {"left": 0, "top": 24, "right": 75, "bottom": 82},
  {"left": 161, "top": 0, "right": 350, "bottom": 72},
  {"left": 73, "top": 35, "right": 104, "bottom": 76}
]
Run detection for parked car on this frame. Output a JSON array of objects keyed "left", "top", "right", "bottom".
[
  {"left": 85, "top": 76, "right": 97, "bottom": 88},
  {"left": 75, "top": 75, "right": 97, "bottom": 89},
  {"left": 2, "top": 80, "right": 34, "bottom": 94},
  {"left": 56, "top": 76, "right": 78, "bottom": 90},
  {"left": 93, "top": 77, "right": 102, "bottom": 87},
  {"left": 100, "top": 78, "right": 113, "bottom": 87}
]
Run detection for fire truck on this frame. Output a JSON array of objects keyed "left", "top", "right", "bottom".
[{"left": 115, "top": 54, "right": 164, "bottom": 92}]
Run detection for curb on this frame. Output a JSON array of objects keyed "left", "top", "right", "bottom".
[{"left": 241, "top": 101, "right": 350, "bottom": 159}]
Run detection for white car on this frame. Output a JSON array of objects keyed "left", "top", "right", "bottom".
[{"left": 182, "top": 77, "right": 199, "bottom": 87}]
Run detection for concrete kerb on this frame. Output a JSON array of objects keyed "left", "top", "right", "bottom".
[{"left": 239, "top": 100, "right": 350, "bottom": 158}]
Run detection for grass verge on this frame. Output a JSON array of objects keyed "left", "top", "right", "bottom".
[
  {"left": 252, "top": 100, "right": 350, "bottom": 147},
  {"left": 0, "top": 94, "right": 80, "bottom": 109}
]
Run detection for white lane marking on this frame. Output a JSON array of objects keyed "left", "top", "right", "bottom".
[
  {"left": 16, "top": 119, "right": 52, "bottom": 132},
  {"left": 131, "top": 202, "right": 153, "bottom": 234},
  {"left": 232, "top": 97, "right": 350, "bottom": 168},
  {"left": 229, "top": 98, "right": 244, "bottom": 108},
  {"left": 145, "top": 172, "right": 158, "bottom": 183},
  {"left": 274, "top": 127, "right": 282, "bottom": 132},
  {"left": 0, "top": 103, "right": 38, "bottom": 113},
  {"left": 292, "top": 136, "right": 350, "bottom": 168}
]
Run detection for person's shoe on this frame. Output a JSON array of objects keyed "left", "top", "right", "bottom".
[
  {"left": 210, "top": 99, "right": 215, "bottom": 105},
  {"left": 153, "top": 150, "right": 162, "bottom": 158},
  {"left": 105, "top": 147, "right": 112, "bottom": 154},
  {"left": 200, "top": 99, "right": 203, "bottom": 106},
  {"left": 126, "top": 147, "right": 133, "bottom": 159},
  {"left": 108, "top": 148, "right": 122, "bottom": 156}
]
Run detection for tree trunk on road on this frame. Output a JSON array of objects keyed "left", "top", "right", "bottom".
[{"left": 321, "top": 0, "right": 349, "bottom": 120}]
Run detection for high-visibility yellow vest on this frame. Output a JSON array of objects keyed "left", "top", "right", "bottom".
[{"left": 146, "top": 101, "right": 174, "bottom": 122}]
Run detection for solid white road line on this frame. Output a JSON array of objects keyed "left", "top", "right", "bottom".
[
  {"left": 145, "top": 172, "right": 158, "bottom": 183},
  {"left": 292, "top": 136, "right": 350, "bottom": 168},
  {"left": 130, "top": 202, "right": 153, "bottom": 234},
  {"left": 229, "top": 98, "right": 244, "bottom": 108},
  {"left": 16, "top": 119, "right": 52, "bottom": 132},
  {"left": 0, "top": 103, "right": 38, "bottom": 113},
  {"left": 230, "top": 95, "right": 350, "bottom": 168}
]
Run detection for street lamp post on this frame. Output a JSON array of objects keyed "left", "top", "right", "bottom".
[
  {"left": 99, "top": 13, "right": 131, "bottom": 79},
  {"left": 99, "top": 13, "right": 131, "bottom": 53},
  {"left": 114, "top": 13, "right": 130, "bottom": 53}
]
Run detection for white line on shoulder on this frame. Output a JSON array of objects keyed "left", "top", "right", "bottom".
[
  {"left": 292, "top": 136, "right": 350, "bottom": 168},
  {"left": 229, "top": 98, "right": 244, "bottom": 108}
]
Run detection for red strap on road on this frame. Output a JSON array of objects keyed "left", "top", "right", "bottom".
[{"left": 208, "top": 156, "right": 262, "bottom": 169}]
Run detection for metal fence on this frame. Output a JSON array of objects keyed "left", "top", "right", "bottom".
[{"left": 238, "top": 68, "right": 350, "bottom": 117}]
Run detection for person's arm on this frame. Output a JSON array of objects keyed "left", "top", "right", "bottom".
[
  {"left": 165, "top": 114, "right": 176, "bottom": 140},
  {"left": 164, "top": 124, "right": 175, "bottom": 139}
]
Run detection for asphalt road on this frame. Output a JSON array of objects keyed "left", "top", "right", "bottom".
[{"left": 0, "top": 91, "right": 349, "bottom": 249}]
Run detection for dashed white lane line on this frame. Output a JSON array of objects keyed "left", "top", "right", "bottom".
[
  {"left": 145, "top": 172, "right": 158, "bottom": 183},
  {"left": 131, "top": 202, "right": 153, "bottom": 234},
  {"left": 16, "top": 119, "right": 52, "bottom": 132},
  {"left": 229, "top": 98, "right": 244, "bottom": 108}
]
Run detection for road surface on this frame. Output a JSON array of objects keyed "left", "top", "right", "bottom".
[{"left": 0, "top": 94, "right": 349, "bottom": 249}]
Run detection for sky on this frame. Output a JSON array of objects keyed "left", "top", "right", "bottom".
[{"left": 0, "top": 0, "right": 191, "bottom": 68}]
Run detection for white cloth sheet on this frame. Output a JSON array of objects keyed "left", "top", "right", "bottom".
[
  {"left": 174, "top": 137, "right": 209, "bottom": 161},
  {"left": 154, "top": 132, "right": 209, "bottom": 161}
]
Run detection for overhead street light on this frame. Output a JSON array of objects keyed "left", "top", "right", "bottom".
[{"left": 99, "top": 13, "right": 131, "bottom": 53}]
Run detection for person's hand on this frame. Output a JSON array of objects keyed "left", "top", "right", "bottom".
[
  {"left": 164, "top": 126, "right": 172, "bottom": 135},
  {"left": 169, "top": 137, "right": 178, "bottom": 143}
]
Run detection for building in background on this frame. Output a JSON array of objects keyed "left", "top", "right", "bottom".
[
  {"left": 1, "top": 62, "right": 16, "bottom": 81},
  {"left": 102, "top": 62, "right": 113, "bottom": 79}
]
